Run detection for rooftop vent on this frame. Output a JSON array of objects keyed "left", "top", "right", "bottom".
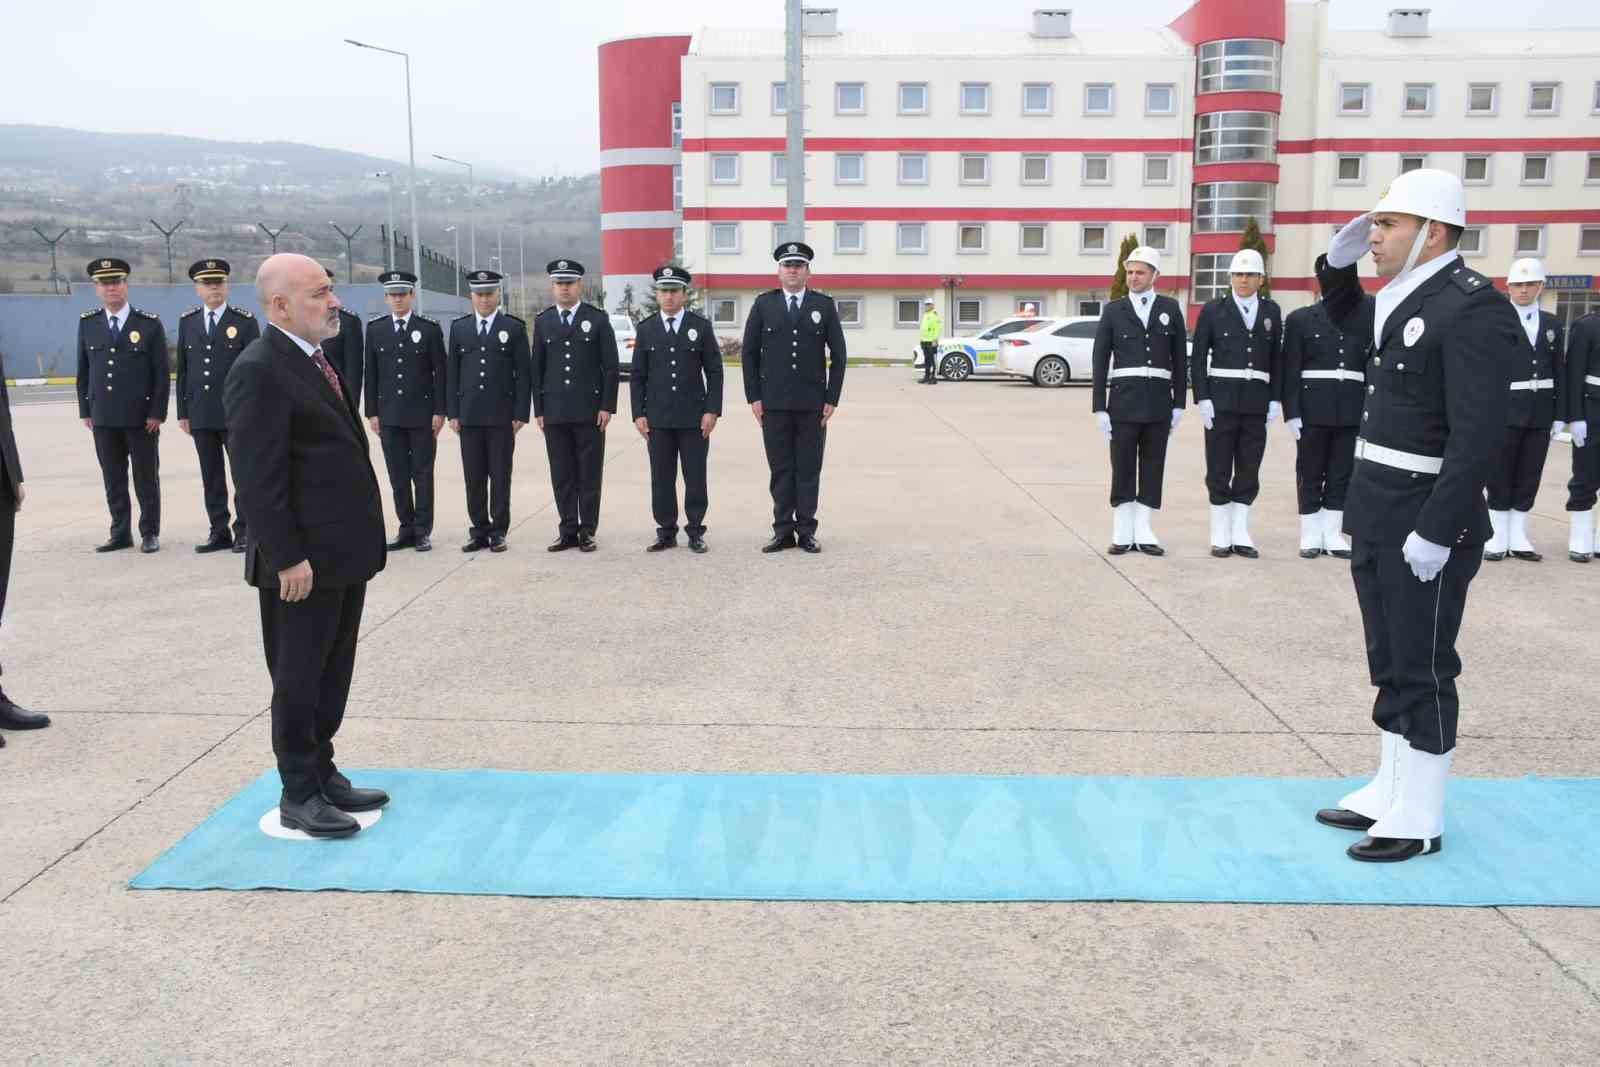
[
  {"left": 1387, "top": 8, "right": 1431, "bottom": 37},
  {"left": 802, "top": 8, "right": 839, "bottom": 37},
  {"left": 1032, "top": 9, "right": 1073, "bottom": 38}
]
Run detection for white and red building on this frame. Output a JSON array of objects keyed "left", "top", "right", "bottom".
[{"left": 598, "top": 1, "right": 1600, "bottom": 355}]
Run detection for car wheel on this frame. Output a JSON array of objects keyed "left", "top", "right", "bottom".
[
  {"left": 1033, "top": 356, "right": 1068, "bottom": 388},
  {"left": 940, "top": 353, "right": 972, "bottom": 381}
]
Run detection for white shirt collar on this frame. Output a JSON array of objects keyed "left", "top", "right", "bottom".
[
  {"left": 661, "top": 310, "right": 682, "bottom": 330},
  {"left": 783, "top": 287, "right": 807, "bottom": 305},
  {"left": 476, "top": 310, "right": 497, "bottom": 332},
  {"left": 204, "top": 302, "right": 228, "bottom": 320},
  {"left": 555, "top": 302, "right": 579, "bottom": 317},
  {"left": 270, "top": 322, "right": 319, "bottom": 358},
  {"left": 1233, "top": 293, "right": 1258, "bottom": 314},
  {"left": 106, "top": 306, "right": 125, "bottom": 328},
  {"left": 1373, "top": 250, "right": 1460, "bottom": 346},
  {"left": 393, "top": 314, "right": 409, "bottom": 330},
  {"left": 1518, "top": 305, "right": 1541, "bottom": 345}
]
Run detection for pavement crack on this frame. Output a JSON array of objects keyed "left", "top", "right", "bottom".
[{"left": 1492, "top": 908, "right": 1600, "bottom": 1007}]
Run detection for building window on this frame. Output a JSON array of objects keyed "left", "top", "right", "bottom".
[
  {"left": 960, "top": 82, "right": 990, "bottom": 115},
  {"left": 1084, "top": 83, "right": 1114, "bottom": 115},
  {"left": 770, "top": 222, "right": 787, "bottom": 249},
  {"left": 835, "top": 82, "right": 865, "bottom": 115},
  {"left": 1146, "top": 83, "right": 1176, "bottom": 115},
  {"left": 671, "top": 102, "right": 682, "bottom": 147},
  {"left": 1594, "top": 82, "right": 1600, "bottom": 113},
  {"left": 673, "top": 226, "right": 684, "bottom": 261},
  {"left": 899, "top": 82, "right": 929, "bottom": 115},
  {"left": 1339, "top": 83, "right": 1370, "bottom": 115},
  {"left": 1023, "top": 83, "right": 1053, "bottom": 115},
  {"left": 1458, "top": 226, "right": 1486, "bottom": 257},
  {"left": 1529, "top": 82, "right": 1560, "bottom": 115},
  {"left": 770, "top": 154, "right": 787, "bottom": 185},
  {"left": 1463, "top": 154, "right": 1491, "bottom": 185},
  {"left": 1143, "top": 224, "right": 1170, "bottom": 251},
  {"left": 898, "top": 153, "right": 928, "bottom": 185},
  {"left": 1080, "top": 223, "right": 1109, "bottom": 254},
  {"left": 1015, "top": 296, "right": 1046, "bottom": 316},
  {"left": 709, "top": 222, "right": 740, "bottom": 253},
  {"left": 1403, "top": 83, "right": 1433, "bottom": 115},
  {"left": 672, "top": 164, "right": 682, "bottom": 210},
  {"left": 960, "top": 154, "right": 991, "bottom": 185},
  {"left": 957, "top": 223, "right": 988, "bottom": 253},
  {"left": 1468, "top": 83, "right": 1497, "bottom": 115},
  {"left": 835, "top": 297, "right": 863, "bottom": 327},
  {"left": 1082, "top": 154, "right": 1111, "bottom": 184},
  {"left": 895, "top": 298, "right": 923, "bottom": 327},
  {"left": 1579, "top": 226, "right": 1600, "bottom": 255},
  {"left": 1195, "top": 111, "right": 1278, "bottom": 163},
  {"left": 1019, "top": 223, "right": 1049, "bottom": 254},
  {"left": 1335, "top": 155, "right": 1365, "bottom": 184},
  {"left": 835, "top": 153, "right": 865, "bottom": 184},
  {"left": 710, "top": 297, "right": 737, "bottom": 325},
  {"left": 1192, "top": 253, "right": 1233, "bottom": 302},
  {"left": 834, "top": 222, "right": 865, "bottom": 254},
  {"left": 709, "top": 154, "right": 740, "bottom": 184},
  {"left": 1399, "top": 154, "right": 1427, "bottom": 174},
  {"left": 956, "top": 299, "right": 984, "bottom": 328},
  {"left": 1516, "top": 226, "right": 1545, "bottom": 256},
  {"left": 771, "top": 82, "right": 787, "bottom": 115},
  {"left": 1144, "top": 154, "right": 1174, "bottom": 185},
  {"left": 1522, "top": 154, "right": 1552, "bottom": 184},
  {"left": 896, "top": 222, "right": 927, "bottom": 254},
  {"left": 1194, "top": 182, "right": 1274, "bottom": 232},
  {"left": 1020, "top": 154, "right": 1051, "bottom": 184},
  {"left": 1197, "top": 39, "right": 1281, "bottom": 93},
  {"left": 709, "top": 83, "right": 739, "bottom": 114},
  {"left": 1078, "top": 298, "right": 1104, "bottom": 317}
]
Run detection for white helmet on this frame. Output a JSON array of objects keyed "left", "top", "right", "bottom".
[
  {"left": 1125, "top": 246, "right": 1161, "bottom": 272},
  {"left": 1372, "top": 167, "right": 1467, "bottom": 227},
  {"left": 923, "top": 297, "right": 936, "bottom": 306},
  {"left": 1507, "top": 258, "right": 1546, "bottom": 284},
  {"left": 1228, "top": 249, "right": 1265, "bottom": 275}
]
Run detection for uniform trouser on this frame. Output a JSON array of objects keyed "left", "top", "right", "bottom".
[
  {"left": 379, "top": 425, "right": 436, "bottom": 537},
  {"left": 259, "top": 581, "right": 365, "bottom": 802},
  {"left": 192, "top": 428, "right": 243, "bottom": 539},
  {"left": 920, "top": 342, "right": 938, "bottom": 381},
  {"left": 762, "top": 409, "right": 826, "bottom": 539},
  {"left": 1566, "top": 435, "right": 1600, "bottom": 512},
  {"left": 1487, "top": 424, "right": 1552, "bottom": 512},
  {"left": 1108, "top": 419, "right": 1169, "bottom": 508},
  {"left": 1203, "top": 412, "right": 1267, "bottom": 506},
  {"left": 1295, "top": 424, "right": 1358, "bottom": 514},
  {"left": 648, "top": 426, "right": 710, "bottom": 538},
  {"left": 544, "top": 421, "right": 604, "bottom": 538},
  {"left": 460, "top": 424, "right": 515, "bottom": 540},
  {"left": 92, "top": 426, "right": 160, "bottom": 540},
  {"left": 0, "top": 469, "right": 13, "bottom": 628},
  {"left": 1350, "top": 539, "right": 1481, "bottom": 755}
]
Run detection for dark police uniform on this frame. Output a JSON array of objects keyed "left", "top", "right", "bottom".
[
  {"left": 1091, "top": 290, "right": 1187, "bottom": 511},
  {"left": 532, "top": 260, "right": 619, "bottom": 546},
  {"left": 1282, "top": 300, "right": 1364, "bottom": 520},
  {"left": 76, "top": 258, "right": 168, "bottom": 549},
  {"left": 176, "top": 259, "right": 259, "bottom": 548},
  {"left": 363, "top": 277, "right": 446, "bottom": 546},
  {"left": 1190, "top": 292, "right": 1283, "bottom": 508},
  {"left": 1318, "top": 251, "right": 1516, "bottom": 756},
  {"left": 632, "top": 266, "right": 724, "bottom": 544},
  {"left": 741, "top": 242, "right": 846, "bottom": 544},
  {"left": 448, "top": 286, "right": 531, "bottom": 549},
  {"left": 1566, "top": 313, "right": 1600, "bottom": 554},
  {"left": 1487, "top": 305, "right": 1563, "bottom": 515},
  {"left": 324, "top": 307, "right": 366, "bottom": 389}
]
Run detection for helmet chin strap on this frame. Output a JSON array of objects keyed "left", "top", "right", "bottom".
[{"left": 1397, "top": 219, "right": 1433, "bottom": 281}]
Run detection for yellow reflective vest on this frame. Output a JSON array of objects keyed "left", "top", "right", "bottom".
[{"left": 919, "top": 310, "right": 942, "bottom": 342}]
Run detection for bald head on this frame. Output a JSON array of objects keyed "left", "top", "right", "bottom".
[{"left": 257, "top": 253, "right": 341, "bottom": 343}]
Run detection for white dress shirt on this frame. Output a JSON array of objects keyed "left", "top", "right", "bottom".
[
  {"left": 1372, "top": 251, "right": 1459, "bottom": 346},
  {"left": 270, "top": 322, "right": 319, "bottom": 359},
  {"left": 1518, "top": 306, "right": 1540, "bottom": 347},
  {"left": 106, "top": 307, "right": 126, "bottom": 333},
  {"left": 1232, "top": 294, "right": 1259, "bottom": 332},
  {"left": 1129, "top": 289, "right": 1155, "bottom": 328},
  {"left": 476, "top": 311, "right": 498, "bottom": 336}
]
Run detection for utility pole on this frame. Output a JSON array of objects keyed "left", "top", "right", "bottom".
[
  {"left": 496, "top": 226, "right": 503, "bottom": 274},
  {"left": 257, "top": 222, "right": 288, "bottom": 254},
  {"left": 31, "top": 226, "right": 68, "bottom": 294},
  {"left": 330, "top": 222, "right": 363, "bottom": 283},
  {"left": 150, "top": 218, "right": 187, "bottom": 283},
  {"left": 783, "top": 0, "right": 806, "bottom": 243},
  {"left": 517, "top": 227, "right": 526, "bottom": 318},
  {"left": 345, "top": 38, "right": 424, "bottom": 314},
  {"left": 445, "top": 226, "right": 460, "bottom": 299}
]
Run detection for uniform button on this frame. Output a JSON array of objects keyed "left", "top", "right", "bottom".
[
  {"left": 1368, "top": 385, "right": 1375, "bottom": 395},
  {"left": 1373, "top": 357, "right": 1381, "bottom": 367},
  {"left": 398, "top": 390, "right": 404, "bottom": 395},
  {"left": 671, "top": 385, "right": 677, "bottom": 391},
  {"left": 203, "top": 370, "right": 210, "bottom": 377},
  {"left": 204, "top": 357, "right": 211, "bottom": 364},
  {"left": 108, "top": 385, "right": 114, "bottom": 390},
  {"left": 204, "top": 385, "right": 210, "bottom": 391},
  {"left": 565, "top": 379, "right": 571, "bottom": 385},
  {"left": 1246, "top": 362, "right": 1253, "bottom": 368},
  {"left": 1338, "top": 362, "right": 1344, "bottom": 368},
  {"left": 1362, "top": 411, "right": 1369, "bottom": 421},
  {"left": 671, "top": 360, "right": 676, "bottom": 366},
  {"left": 1397, "top": 362, "right": 1405, "bottom": 370},
  {"left": 108, "top": 360, "right": 115, "bottom": 366},
  {"left": 110, "top": 347, "right": 117, "bottom": 353}
]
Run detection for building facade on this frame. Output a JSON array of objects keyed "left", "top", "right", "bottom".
[{"left": 598, "top": 0, "right": 1600, "bottom": 357}]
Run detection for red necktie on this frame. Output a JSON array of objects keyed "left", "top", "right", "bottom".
[{"left": 309, "top": 347, "right": 343, "bottom": 399}]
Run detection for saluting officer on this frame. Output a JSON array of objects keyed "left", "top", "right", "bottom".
[
  {"left": 1190, "top": 248, "right": 1283, "bottom": 558},
  {"left": 1090, "top": 245, "right": 1186, "bottom": 556},
  {"left": 631, "top": 264, "right": 724, "bottom": 553},
  {"left": 363, "top": 269, "right": 446, "bottom": 552},
  {"left": 531, "top": 259, "right": 619, "bottom": 552},
  {"left": 176, "top": 258, "right": 259, "bottom": 553},
  {"left": 321, "top": 266, "right": 366, "bottom": 387},
  {"left": 76, "top": 257, "right": 169, "bottom": 553},
  {"left": 1281, "top": 278, "right": 1363, "bottom": 559},
  {"left": 1312, "top": 169, "right": 1518, "bottom": 863},
  {"left": 447, "top": 269, "right": 530, "bottom": 553},
  {"left": 741, "top": 241, "right": 846, "bottom": 554},
  {"left": 1483, "top": 258, "right": 1564, "bottom": 562},
  {"left": 1565, "top": 310, "right": 1600, "bottom": 561}
]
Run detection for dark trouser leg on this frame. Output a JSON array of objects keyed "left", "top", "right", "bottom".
[
  {"left": 544, "top": 423, "right": 580, "bottom": 538},
  {"left": 379, "top": 425, "right": 416, "bottom": 536},
  {"left": 1135, "top": 419, "right": 1168, "bottom": 509},
  {"left": 1509, "top": 425, "right": 1551, "bottom": 513},
  {"left": 762, "top": 411, "right": 799, "bottom": 538},
  {"left": 1324, "top": 426, "right": 1358, "bottom": 511},
  {"left": 793, "top": 412, "right": 826, "bottom": 538},
  {"left": 680, "top": 427, "right": 710, "bottom": 538},
  {"left": 126, "top": 427, "right": 161, "bottom": 538},
  {"left": 921, "top": 341, "right": 937, "bottom": 382},
  {"left": 193, "top": 428, "right": 231, "bottom": 536},
  {"left": 409, "top": 425, "right": 437, "bottom": 536},
  {"left": 0, "top": 472, "right": 13, "bottom": 627},
  {"left": 486, "top": 425, "right": 514, "bottom": 537},
  {"left": 1108, "top": 420, "right": 1139, "bottom": 507},
  {"left": 1296, "top": 424, "right": 1334, "bottom": 514},
  {"left": 647, "top": 426, "right": 683, "bottom": 537},
  {"left": 1231, "top": 414, "right": 1267, "bottom": 506},
  {"left": 1485, "top": 424, "right": 1520, "bottom": 511},
  {"left": 92, "top": 426, "right": 133, "bottom": 540},
  {"left": 573, "top": 422, "right": 605, "bottom": 537},
  {"left": 1203, "top": 414, "right": 1240, "bottom": 506},
  {"left": 460, "top": 426, "right": 490, "bottom": 541}
]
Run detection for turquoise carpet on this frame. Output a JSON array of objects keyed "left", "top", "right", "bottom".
[{"left": 130, "top": 770, "right": 1600, "bottom": 906}]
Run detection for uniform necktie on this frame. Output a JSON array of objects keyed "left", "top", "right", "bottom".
[
  {"left": 206, "top": 311, "right": 216, "bottom": 338},
  {"left": 789, "top": 295, "right": 799, "bottom": 318},
  {"left": 480, "top": 320, "right": 489, "bottom": 338},
  {"left": 395, "top": 318, "right": 404, "bottom": 335},
  {"left": 309, "top": 346, "right": 343, "bottom": 399},
  {"left": 561, "top": 309, "right": 572, "bottom": 329},
  {"left": 667, "top": 317, "right": 677, "bottom": 336},
  {"left": 108, "top": 314, "right": 121, "bottom": 342}
]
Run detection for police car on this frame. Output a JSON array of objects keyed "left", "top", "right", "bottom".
[{"left": 917, "top": 316, "right": 1048, "bottom": 381}]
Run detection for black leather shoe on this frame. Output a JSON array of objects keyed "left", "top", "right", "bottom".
[
  {"left": 279, "top": 793, "right": 361, "bottom": 838},
  {"left": 762, "top": 534, "right": 796, "bottom": 554},
  {"left": 1483, "top": 549, "right": 1506, "bottom": 561},
  {"left": 194, "top": 533, "right": 233, "bottom": 554},
  {"left": 414, "top": 534, "right": 432, "bottom": 552},
  {"left": 1210, "top": 546, "right": 1233, "bottom": 558},
  {"left": 488, "top": 535, "right": 508, "bottom": 553},
  {"left": 1135, "top": 543, "right": 1165, "bottom": 557},
  {"left": 577, "top": 534, "right": 598, "bottom": 553},
  {"left": 320, "top": 771, "right": 389, "bottom": 812},
  {"left": 1509, "top": 549, "right": 1542, "bottom": 562},
  {"left": 232, "top": 537, "right": 248, "bottom": 554},
  {"left": 548, "top": 536, "right": 579, "bottom": 552},
  {"left": 386, "top": 533, "right": 417, "bottom": 550},
  {"left": 688, "top": 536, "right": 708, "bottom": 554},
  {"left": 646, "top": 536, "right": 677, "bottom": 552},
  {"left": 1108, "top": 543, "right": 1132, "bottom": 555},
  {"left": 797, "top": 535, "right": 821, "bottom": 554},
  {"left": 1348, "top": 834, "right": 1442, "bottom": 863},
  {"left": 140, "top": 535, "right": 160, "bottom": 553},
  {"left": 1231, "top": 544, "right": 1259, "bottom": 559},
  {"left": 1329, "top": 548, "right": 1351, "bottom": 559},
  {"left": 96, "top": 537, "right": 134, "bottom": 553},
  {"left": 1299, "top": 547, "right": 1323, "bottom": 559},
  {"left": 462, "top": 537, "right": 489, "bottom": 553},
  {"left": 1571, "top": 551, "right": 1593, "bottom": 563},
  {"left": 1315, "top": 807, "right": 1375, "bottom": 832},
  {"left": 0, "top": 700, "right": 49, "bottom": 730}
]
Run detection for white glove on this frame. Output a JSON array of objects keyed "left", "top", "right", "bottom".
[
  {"left": 1402, "top": 530, "right": 1451, "bottom": 583},
  {"left": 1169, "top": 408, "right": 1183, "bottom": 434},
  {"left": 1198, "top": 398, "right": 1215, "bottom": 430},
  {"left": 1267, "top": 400, "right": 1282, "bottom": 424},
  {"left": 1551, "top": 420, "right": 1565, "bottom": 439},
  {"left": 1573, "top": 420, "right": 1589, "bottom": 448},
  {"left": 1287, "top": 416, "right": 1303, "bottom": 441},
  {"left": 1095, "top": 410, "right": 1112, "bottom": 442},
  {"left": 1328, "top": 214, "right": 1374, "bottom": 269}
]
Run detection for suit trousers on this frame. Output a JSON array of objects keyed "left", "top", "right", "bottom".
[
  {"left": 379, "top": 425, "right": 436, "bottom": 536},
  {"left": 920, "top": 342, "right": 938, "bottom": 382},
  {"left": 648, "top": 426, "right": 710, "bottom": 537},
  {"left": 460, "top": 425, "right": 515, "bottom": 540},
  {"left": 1108, "top": 419, "right": 1169, "bottom": 509},
  {"left": 258, "top": 581, "right": 366, "bottom": 801},
  {"left": 1203, "top": 413, "right": 1267, "bottom": 506},
  {"left": 544, "top": 421, "right": 604, "bottom": 538},
  {"left": 1350, "top": 539, "right": 1481, "bottom": 755},
  {"left": 1295, "top": 424, "right": 1358, "bottom": 514},
  {"left": 0, "top": 468, "right": 13, "bottom": 628},
  {"left": 762, "top": 409, "right": 826, "bottom": 538},
  {"left": 1564, "top": 438, "right": 1600, "bottom": 512},
  {"left": 92, "top": 426, "right": 160, "bottom": 539},
  {"left": 192, "top": 428, "right": 243, "bottom": 538},
  {"left": 1487, "top": 424, "right": 1552, "bottom": 512}
]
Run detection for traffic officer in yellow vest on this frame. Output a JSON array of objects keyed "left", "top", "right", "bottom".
[
  {"left": 1565, "top": 309, "right": 1600, "bottom": 561},
  {"left": 176, "top": 258, "right": 259, "bottom": 553},
  {"left": 363, "top": 269, "right": 446, "bottom": 552},
  {"left": 1312, "top": 168, "right": 1518, "bottom": 863},
  {"left": 1090, "top": 245, "right": 1187, "bottom": 555},
  {"left": 1189, "top": 249, "right": 1283, "bottom": 558},
  {"left": 1281, "top": 278, "right": 1363, "bottom": 559},
  {"left": 918, "top": 298, "right": 942, "bottom": 384},
  {"left": 1483, "top": 258, "right": 1564, "bottom": 562}
]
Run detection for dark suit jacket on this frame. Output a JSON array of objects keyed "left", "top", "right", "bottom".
[
  {"left": 176, "top": 305, "right": 260, "bottom": 430},
  {"left": 1506, "top": 309, "right": 1563, "bottom": 429},
  {"left": 631, "top": 310, "right": 724, "bottom": 428},
  {"left": 1567, "top": 313, "right": 1600, "bottom": 425},
  {"left": 447, "top": 311, "right": 532, "bottom": 425},
  {"left": 531, "top": 303, "right": 620, "bottom": 423},
  {"left": 223, "top": 325, "right": 386, "bottom": 590},
  {"left": 740, "top": 289, "right": 846, "bottom": 411},
  {"left": 76, "top": 307, "right": 170, "bottom": 427},
  {"left": 1189, "top": 296, "right": 1283, "bottom": 414},
  {"left": 0, "top": 371, "right": 22, "bottom": 491},
  {"left": 322, "top": 308, "right": 365, "bottom": 390}
]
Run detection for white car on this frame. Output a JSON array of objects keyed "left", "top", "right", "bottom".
[
  {"left": 917, "top": 317, "right": 1052, "bottom": 381},
  {"left": 997, "top": 316, "right": 1100, "bottom": 387},
  {"left": 611, "top": 315, "right": 638, "bottom": 377}
]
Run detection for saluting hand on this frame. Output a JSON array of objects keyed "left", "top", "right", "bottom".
[{"left": 278, "top": 560, "right": 314, "bottom": 602}]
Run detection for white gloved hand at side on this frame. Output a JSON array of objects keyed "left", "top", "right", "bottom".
[
  {"left": 1267, "top": 400, "right": 1282, "bottom": 424},
  {"left": 1551, "top": 420, "right": 1566, "bottom": 439},
  {"left": 1402, "top": 530, "right": 1451, "bottom": 583},
  {"left": 1095, "top": 409, "right": 1112, "bottom": 442},
  {"left": 1287, "top": 416, "right": 1303, "bottom": 441},
  {"left": 1328, "top": 214, "right": 1374, "bottom": 269},
  {"left": 1573, "top": 420, "right": 1589, "bottom": 448},
  {"left": 1169, "top": 407, "right": 1183, "bottom": 434},
  {"left": 1198, "top": 398, "right": 1215, "bottom": 430}
]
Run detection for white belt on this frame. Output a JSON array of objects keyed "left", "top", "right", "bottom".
[
  {"left": 1587, "top": 374, "right": 1600, "bottom": 388},
  {"left": 1208, "top": 367, "right": 1271, "bottom": 383},
  {"left": 1509, "top": 378, "right": 1555, "bottom": 392},
  {"left": 1301, "top": 369, "right": 1365, "bottom": 383},
  {"left": 1109, "top": 366, "right": 1172, "bottom": 380},
  {"left": 1354, "top": 437, "right": 1443, "bottom": 475}
]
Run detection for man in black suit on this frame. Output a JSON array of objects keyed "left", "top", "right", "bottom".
[
  {"left": 631, "top": 264, "right": 724, "bottom": 553},
  {"left": 448, "top": 269, "right": 531, "bottom": 553},
  {"left": 321, "top": 266, "right": 366, "bottom": 388},
  {"left": 741, "top": 241, "right": 846, "bottom": 554},
  {"left": 0, "top": 371, "right": 46, "bottom": 747},
  {"left": 176, "top": 258, "right": 260, "bottom": 553},
  {"left": 224, "top": 253, "right": 389, "bottom": 838},
  {"left": 363, "top": 269, "right": 446, "bottom": 552}
]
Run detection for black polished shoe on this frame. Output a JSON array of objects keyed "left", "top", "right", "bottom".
[
  {"left": 688, "top": 536, "right": 708, "bottom": 554},
  {"left": 462, "top": 537, "right": 489, "bottom": 553},
  {"left": 320, "top": 771, "right": 390, "bottom": 813},
  {"left": 1231, "top": 544, "right": 1259, "bottom": 559},
  {"left": 194, "top": 533, "right": 233, "bottom": 554},
  {"left": 1315, "top": 807, "right": 1375, "bottom": 832},
  {"left": 1509, "top": 549, "right": 1542, "bottom": 562},
  {"left": 761, "top": 534, "right": 796, "bottom": 554},
  {"left": 797, "top": 535, "right": 821, "bottom": 554},
  {"left": 1299, "top": 547, "right": 1324, "bottom": 559},
  {"left": 1483, "top": 549, "right": 1506, "bottom": 562},
  {"left": 1108, "top": 543, "right": 1133, "bottom": 556},
  {"left": 646, "top": 535, "right": 677, "bottom": 553},
  {"left": 488, "top": 535, "right": 508, "bottom": 553},
  {"left": 278, "top": 793, "right": 361, "bottom": 838},
  {"left": 548, "top": 536, "right": 579, "bottom": 552},
  {"left": 1348, "top": 834, "right": 1442, "bottom": 863},
  {"left": 414, "top": 534, "right": 432, "bottom": 552},
  {"left": 140, "top": 535, "right": 160, "bottom": 554},
  {"left": 96, "top": 536, "right": 134, "bottom": 553},
  {"left": 386, "top": 533, "right": 417, "bottom": 551},
  {"left": 232, "top": 537, "right": 248, "bottom": 554},
  {"left": 1328, "top": 548, "right": 1352, "bottom": 560},
  {"left": 1210, "top": 546, "right": 1233, "bottom": 558},
  {"left": 1571, "top": 551, "right": 1594, "bottom": 563},
  {"left": 1135, "top": 543, "right": 1165, "bottom": 557},
  {"left": 0, "top": 700, "right": 49, "bottom": 730},
  {"left": 577, "top": 534, "right": 598, "bottom": 553}
]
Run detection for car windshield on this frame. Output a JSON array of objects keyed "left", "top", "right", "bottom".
[
  {"left": 1020, "top": 320, "right": 1059, "bottom": 333},
  {"left": 979, "top": 320, "right": 1033, "bottom": 339}
]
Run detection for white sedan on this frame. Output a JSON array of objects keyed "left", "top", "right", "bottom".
[
  {"left": 611, "top": 314, "right": 638, "bottom": 378},
  {"left": 996, "top": 316, "right": 1099, "bottom": 387}
]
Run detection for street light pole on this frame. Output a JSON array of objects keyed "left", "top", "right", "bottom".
[
  {"left": 517, "top": 227, "right": 526, "bottom": 318},
  {"left": 432, "top": 153, "right": 476, "bottom": 268},
  {"left": 330, "top": 222, "right": 363, "bottom": 283},
  {"left": 374, "top": 171, "right": 396, "bottom": 268},
  {"left": 445, "top": 226, "right": 460, "bottom": 299},
  {"left": 348, "top": 38, "right": 424, "bottom": 313}
]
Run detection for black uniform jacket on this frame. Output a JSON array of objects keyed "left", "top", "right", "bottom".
[
  {"left": 77, "top": 307, "right": 170, "bottom": 427},
  {"left": 1090, "top": 293, "right": 1187, "bottom": 422},
  {"left": 447, "top": 312, "right": 532, "bottom": 425},
  {"left": 740, "top": 289, "right": 847, "bottom": 412},
  {"left": 631, "top": 310, "right": 725, "bottom": 429},
  {"left": 531, "top": 303, "right": 620, "bottom": 424},
  {"left": 176, "top": 305, "right": 259, "bottom": 430}
]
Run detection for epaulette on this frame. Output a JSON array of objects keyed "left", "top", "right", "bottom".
[
  {"left": 369, "top": 313, "right": 388, "bottom": 322},
  {"left": 181, "top": 307, "right": 202, "bottom": 319},
  {"left": 501, "top": 313, "right": 525, "bottom": 324},
  {"left": 234, "top": 307, "right": 254, "bottom": 319},
  {"left": 80, "top": 309, "right": 99, "bottom": 319},
  {"left": 131, "top": 307, "right": 160, "bottom": 320},
  {"left": 452, "top": 312, "right": 473, "bottom": 322},
  {"left": 1447, "top": 265, "right": 1490, "bottom": 294},
  {"left": 418, "top": 314, "right": 438, "bottom": 325}
]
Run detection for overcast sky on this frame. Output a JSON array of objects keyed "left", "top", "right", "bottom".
[{"left": 2, "top": 0, "right": 1590, "bottom": 178}]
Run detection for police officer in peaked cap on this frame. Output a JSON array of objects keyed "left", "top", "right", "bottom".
[{"left": 448, "top": 269, "right": 531, "bottom": 553}]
